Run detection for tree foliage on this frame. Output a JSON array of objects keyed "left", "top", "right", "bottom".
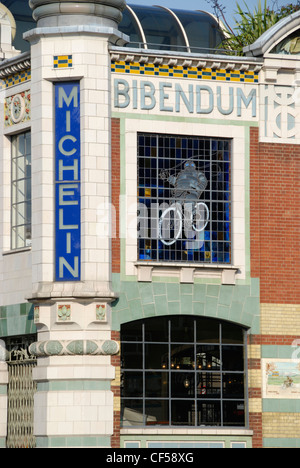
[{"left": 206, "top": 0, "right": 300, "bottom": 55}]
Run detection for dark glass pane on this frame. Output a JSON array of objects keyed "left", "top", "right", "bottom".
[
  {"left": 120, "top": 316, "right": 247, "bottom": 429},
  {"left": 122, "top": 372, "right": 143, "bottom": 398},
  {"left": 131, "top": 5, "right": 186, "bottom": 51},
  {"left": 145, "top": 372, "right": 169, "bottom": 398},
  {"left": 122, "top": 320, "right": 143, "bottom": 342},
  {"left": 196, "top": 345, "right": 220, "bottom": 370},
  {"left": 172, "top": 9, "right": 223, "bottom": 51},
  {"left": 171, "top": 372, "right": 195, "bottom": 399},
  {"left": 270, "top": 29, "right": 300, "bottom": 55},
  {"left": 223, "top": 373, "right": 245, "bottom": 399},
  {"left": 197, "top": 373, "right": 221, "bottom": 399},
  {"left": 171, "top": 344, "right": 194, "bottom": 370},
  {"left": 145, "top": 344, "right": 169, "bottom": 369},
  {"left": 197, "top": 401, "right": 221, "bottom": 426},
  {"left": 222, "top": 322, "right": 245, "bottom": 344},
  {"left": 223, "top": 401, "right": 245, "bottom": 427},
  {"left": 25, "top": 132, "right": 31, "bottom": 155},
  {"left": 145, "top": 317, "right": 169, "bottom": 342},
  {"left": 171, "top": 400, "right": 196, "bottom": 426},
  {"left": 121, "top": 343, "right": 143, "bottom": 369},
  {"left": 222, "top": 346, "right": 244, "bottom": 371},
  {"left": 121, "top": 399, "right": 144, "bottom": 427},
  {"left": 118, "top": 7, "right": 143, "bottom": 46},
  {"left": 145, "top": 400, "right": 169, "bottom": 426},
  {"left": 171, "top": 316, "right": 195, "bottom": 342},
  {"left": 196, "top": 318, "right": 220, "bottom": 343}
]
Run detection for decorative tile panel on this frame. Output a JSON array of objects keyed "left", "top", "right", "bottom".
[
  {"left": 57, "top": 304, "right": 71, "bottom": 322},
  {"left": 53, "top": 55, "right": 73, "bottom": 69},
  {"left": 4, "top": 90, "right": 31, "bottom": 127},
  {"left": 96, "top": 304, "right": 107, "bottom": 321},
  {"left": 260, "top": 84, "right": 300, "bottom": 142},
  {"left": 2, "top": 70, "right": 31, "bottom": 88},
  {"left": 111, "top": 60, "right": 259, "bottom": 83}
]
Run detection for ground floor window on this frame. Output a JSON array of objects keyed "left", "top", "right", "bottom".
[{"left": 121, "top": 316, "right": 247, "bottom": 428}]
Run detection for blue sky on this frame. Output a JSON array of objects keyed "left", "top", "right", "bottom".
[{"left": 129, "top": 0, "right": 296, "bottom": 26}]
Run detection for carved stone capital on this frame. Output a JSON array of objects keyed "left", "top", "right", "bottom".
[{"left": 29, "top": 339, "right": 119, "bottom": 357}]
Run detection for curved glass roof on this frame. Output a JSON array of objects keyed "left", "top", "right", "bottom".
[
  {"left": 119, "top": 5, "right": 224, "bottom": 52},
  {"left": 1, "top": 1, "right": 224, "bottom": 54}
]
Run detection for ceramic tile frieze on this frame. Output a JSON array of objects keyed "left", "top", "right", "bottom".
[{"left": 4, "top": 90, "right": 31, "bottom": 127}]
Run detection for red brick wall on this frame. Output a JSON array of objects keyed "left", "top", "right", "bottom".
[
  {"left": 250, "top": 127, "right": 300, "bottom": 304},
  {"left": 111, "top": 120, "right": 121, "bottom": 446},
  {"left": 249, "top": 413, "right": 263, "bottom": 448},
  {"left": 249, "top": 128, "right": 300, "bottom": 448},
  {"left": 111, "top": 118, "right": 121, "bottom": 274},
  {"left": 247, "top": 334, "right": 263, "bottom": 448}
]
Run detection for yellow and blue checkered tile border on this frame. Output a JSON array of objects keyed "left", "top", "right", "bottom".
[
  {"left": 53, "top": 55, "right": 73, "bottom": 69},
  {"left": 111, "top": 61, "right": 259, "bottom": 83},
  {"left": 0, "top": 70, "right": 31, "bottom": 89}
]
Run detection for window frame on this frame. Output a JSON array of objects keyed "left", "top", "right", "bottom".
[
  {"left": 121, "top": 316, "right": 248, "bottom": 429},
  {"left": 137, "top": 132, "right": 232, "bottom": 266},
  {"left": 11, "top": 131, "right": 32, "bottom": 251}
]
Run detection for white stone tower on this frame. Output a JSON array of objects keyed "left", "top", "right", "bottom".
[{"left": 24, "top": 0, "right": 127, "bottom": 448}]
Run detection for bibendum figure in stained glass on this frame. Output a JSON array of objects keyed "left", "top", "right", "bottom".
[
  {"left": 161, "top": 160, "right": 208, "bottom": 203},
  {"left": 158, "top": 160, "right": 210, "bottom": 246}
]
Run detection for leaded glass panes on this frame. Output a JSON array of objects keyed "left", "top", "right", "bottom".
[
  {"left": 121, "top": 316, "right": 247, "bottom": 428},
  {"left": 137, "top": 133, "right": 231, "bottom": 264},
  {"left": 11, "top": 132, "right": 31, "bottom": 250}
]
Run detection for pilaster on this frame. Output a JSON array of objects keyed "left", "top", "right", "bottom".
[{"left": 24, "top": 0, "right": 128, "bottom": 448}]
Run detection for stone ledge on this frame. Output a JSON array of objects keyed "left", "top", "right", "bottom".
[
  {"left": 135, "top": 262, "right": 239, "bottom": 285},
  {"left": 121, "top": 427, "right": 253, "bottom": 436}
]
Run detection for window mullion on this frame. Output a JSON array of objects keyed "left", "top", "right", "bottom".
[
  {"left": 142, "top": 322, "right": 146, "bottom": 426},
  {"left": 168, "top": 319, "right": 172, "bottom": 426},
  {"left": 220, "top": 322, "right": 223, "bottom": 427}
]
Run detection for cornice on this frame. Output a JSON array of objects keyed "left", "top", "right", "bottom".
[
  {"left": 109, "top": 46, "right": 263, "bottom": 73},
  {"left": 0, "top": 52, "right": 31, "bottom": 79}
]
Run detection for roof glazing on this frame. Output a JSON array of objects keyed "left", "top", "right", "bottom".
[
  {"left": 0, "top": 1, "right": 224, "bottom": 53},
  {"left": 119, "top": 5, "right": 224, "bottom": 53}
]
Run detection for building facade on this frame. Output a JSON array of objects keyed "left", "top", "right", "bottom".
[{"left": 0, "top": 0, "right": 299, "bottom": 449}]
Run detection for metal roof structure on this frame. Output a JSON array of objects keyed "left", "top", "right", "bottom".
[
  {"left": 118, "top": 4, "right": 224, "bottom": 53},
  {"left": 0, "top": 1, "right": 224, "bottom": 53}
]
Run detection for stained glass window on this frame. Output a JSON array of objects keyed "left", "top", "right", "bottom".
[{"left": 137, "top": 133, "right": 231, "bottom": 263}]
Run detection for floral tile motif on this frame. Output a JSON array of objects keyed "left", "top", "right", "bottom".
[
  {"left": 4, "top": 90, "right": 31, "bottom": 127},
  {"left": 96, "top": 304, "right": 107, "bottom": 321},
  {"left": 57, "top": 304, "right": 71, "bottom": 322}
]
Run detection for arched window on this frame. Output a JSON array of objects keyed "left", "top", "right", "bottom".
[
  {"left": 270, "top": 29, "right": 300, "bottom": 55},
  {"left": 121, "top": 316, "right": 247, "bottom": 428}
]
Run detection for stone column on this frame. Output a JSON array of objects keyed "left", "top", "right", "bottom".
[{"left": 24, "top": 0, "right": 128, "bottom": 448}]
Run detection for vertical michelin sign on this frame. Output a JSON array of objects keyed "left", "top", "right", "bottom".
[{"left": 55, "top": 82, "right": 81, "bottom": 281}]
